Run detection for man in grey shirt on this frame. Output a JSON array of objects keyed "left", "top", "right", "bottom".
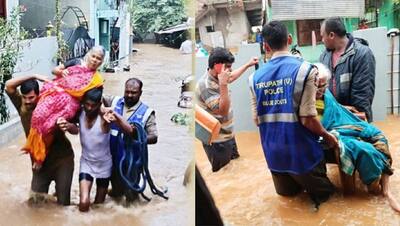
[{"left": 319, "top": 17, "right": 376, "bottom": 122}]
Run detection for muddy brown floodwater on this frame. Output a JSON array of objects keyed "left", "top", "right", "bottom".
[
  {"left": 0, "top": 44, "right": 194, "bottom": 226},
  {"left": 196, "top": 115, "right": 400, "bottom": 225}
]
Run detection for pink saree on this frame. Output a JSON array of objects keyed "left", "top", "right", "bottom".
[{"left": 23, "top": 65, "right": 104, "bottom": 164}]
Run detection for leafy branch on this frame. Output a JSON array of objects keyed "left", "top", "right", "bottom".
[
  {"left": 0, "top": 6, "right": 28, "bottom": 124},
  {"left": 130, "top": 0, "right": 186, "bottom": 38},
  {"left": 55, "top": 0, "right": 69, "bottom": 63}
]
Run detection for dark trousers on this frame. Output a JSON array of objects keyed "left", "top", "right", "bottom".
[
  {"left": 271, "top": 161, "right": 335, "bottom": 205},
  {"left": 110, "top": 166, "right": 139, "bottom": 202},
  {"left": 202, "top": 137, "right": 240, "bottom": 172},
  {"left": 31, "top": 155, "right": 74, "bottom": 205},
  {"left": 79, "top": 173, "right": 110, "bottom": 188}
]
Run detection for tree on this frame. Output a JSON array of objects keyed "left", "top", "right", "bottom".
[
  {"left": 0, "top": 6, "right": 28, "bottom": 124},
  {"left": 55, "top": 0, "right": 68, "bottom": 63},
  {"left": 130, "top": 0, "right": 187, "bottom": 38}
]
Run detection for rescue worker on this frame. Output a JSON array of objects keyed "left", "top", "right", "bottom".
[
  {"left": 104, "top": 78, "right": 166, "bottom": 204},
  {"left": 249, "top": 21, "right": 338, "bottom": 207}
]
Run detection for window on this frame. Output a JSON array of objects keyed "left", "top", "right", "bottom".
[
  {"left": 0, "top": 0, "right": 6, "bottom": 18},
  {"left": 205, "top": 25, "right": 214, "bottom": 33},
  {"left": 296, "top": 19, "right": 323, "bottom": 46}
]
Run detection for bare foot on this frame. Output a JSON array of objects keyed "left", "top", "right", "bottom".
[
  {"left": 387, "top": 192, "right": 400, "bottom": 213},
  {"left": 78, "top": 201, "right": 90, "bottom": 212},
  {"left": 381, "top": 174, "right": 400, "bottom": 213}
]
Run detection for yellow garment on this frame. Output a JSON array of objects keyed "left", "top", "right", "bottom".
[
  {"left": 23, "top": 72, "right": 104, "bottom": 164},
  {"left": 316, "top": 99, "right": 324, "bottom": 120},
  {"left": 24, "top": 128, "right": 46, "bottom": 163},
  {"left": 65, "top": 72, "right": 104, "bottom": 100}
]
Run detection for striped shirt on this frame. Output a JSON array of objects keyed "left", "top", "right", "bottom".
[{"left": 196, "top": 71, "right": 234, "bottom": 142}]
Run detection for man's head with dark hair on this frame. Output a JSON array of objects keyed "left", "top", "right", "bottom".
[
  {"left": 208, "top": 47, "right": 235, "bottom": 73},
  {"left": 20, "top": 79, "right": 39, "bottom": 95},
  {"left": 83, "top": 87, "right": 103, "bottom": 103},
  {"left": 262, "top": 21, "right": 290, "bottom": 52},
  {"left": 125, "top": 78, "right": 143, "bottom": 90},
  {"left": 82, "top": 87, "right": 103, "bottom": 117},
  {"left": 124, "top": 78, "right": 143, "bottom": 108},
  {"left": 20, "top": 79, "right": 39, "bottom": 111},
  {"left": 322, "top": 17, "right": 347, "bottom": 37},
  {"left": 320, "top": 17, "right": 347, "bottom": 50}
]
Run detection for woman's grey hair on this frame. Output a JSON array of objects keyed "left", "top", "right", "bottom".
[
  {"left": 314, "top": 63, "right": 332, "bottom": 82},
  {"left": 84, "top": 45, "right": 106, "bottom": 60},
  {"left": 91, "top": 45, "right": 106, "bottom": 56}
]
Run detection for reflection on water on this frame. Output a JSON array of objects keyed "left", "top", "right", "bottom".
[
  {"left": 0, "top": 44, "right": 193, "bottom": 226},
  {"left": 196, "top": 116, "right": 400, "bottom": 225}
]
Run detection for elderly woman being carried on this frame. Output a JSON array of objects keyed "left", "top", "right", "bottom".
[{"left": 314, "top": 63, "right": 400, "bottom": 212}]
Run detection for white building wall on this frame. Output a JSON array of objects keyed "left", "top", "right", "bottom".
[
  {"left": 197, "top": 16, "right": 215, "bottom": 48},
  {"left": 196, "top": 8, "right": 250, "bottom": 49},
  {"left": 6, "top": 0, "right": 18, "bottom": 17},
  {"left": 271, "top": 0, "right": 364, "bottom": 21},
  {"left": 216, "top": 8, "right": 250, "bottom": 49},
  {"left": 118, "top": 1, "right": 130, "bottom": 65},
  {"left": 89, "top": 0, "right": 98, "bottom": 45},
  {"left": 13, "top": 36, "right": 58, "bottom": 77},
  {"left": 353, "top": 28, "right": 388, "bottom": 121}
]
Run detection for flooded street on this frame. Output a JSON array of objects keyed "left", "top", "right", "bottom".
[
  {"left": 196, "top": 115, "right": 400, "bottom": 225},
  {"left": 0, "top": 43, "right": 193, "bottom": 226}
]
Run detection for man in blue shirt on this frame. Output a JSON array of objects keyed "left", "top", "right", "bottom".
[{"left": 249, "top": 21, "right": 338, "bottom": 207}]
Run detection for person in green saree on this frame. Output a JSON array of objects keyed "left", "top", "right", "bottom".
[{"left": 315, "top": 63, "right": 400, "bottom": 212}]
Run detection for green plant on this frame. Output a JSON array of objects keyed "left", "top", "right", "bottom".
[
  {"left": 55, "top": 0, "right": 69, "bottom": 63},
  {"left": 170, "top": 112, "right": 193, "bottom": 126},
  {"left": 0, "top": 6, "right": 28, "bottom": 124},
  {"left": 130, "top": 0, "right": 187, "bottom": 38}
]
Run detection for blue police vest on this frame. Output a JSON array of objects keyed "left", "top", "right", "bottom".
[
  {"left": 110, "top": 97, "right": 153, "bottom": 163},
  {"left": 252, "top": 55, "right": 323, "bottom": 174}
]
